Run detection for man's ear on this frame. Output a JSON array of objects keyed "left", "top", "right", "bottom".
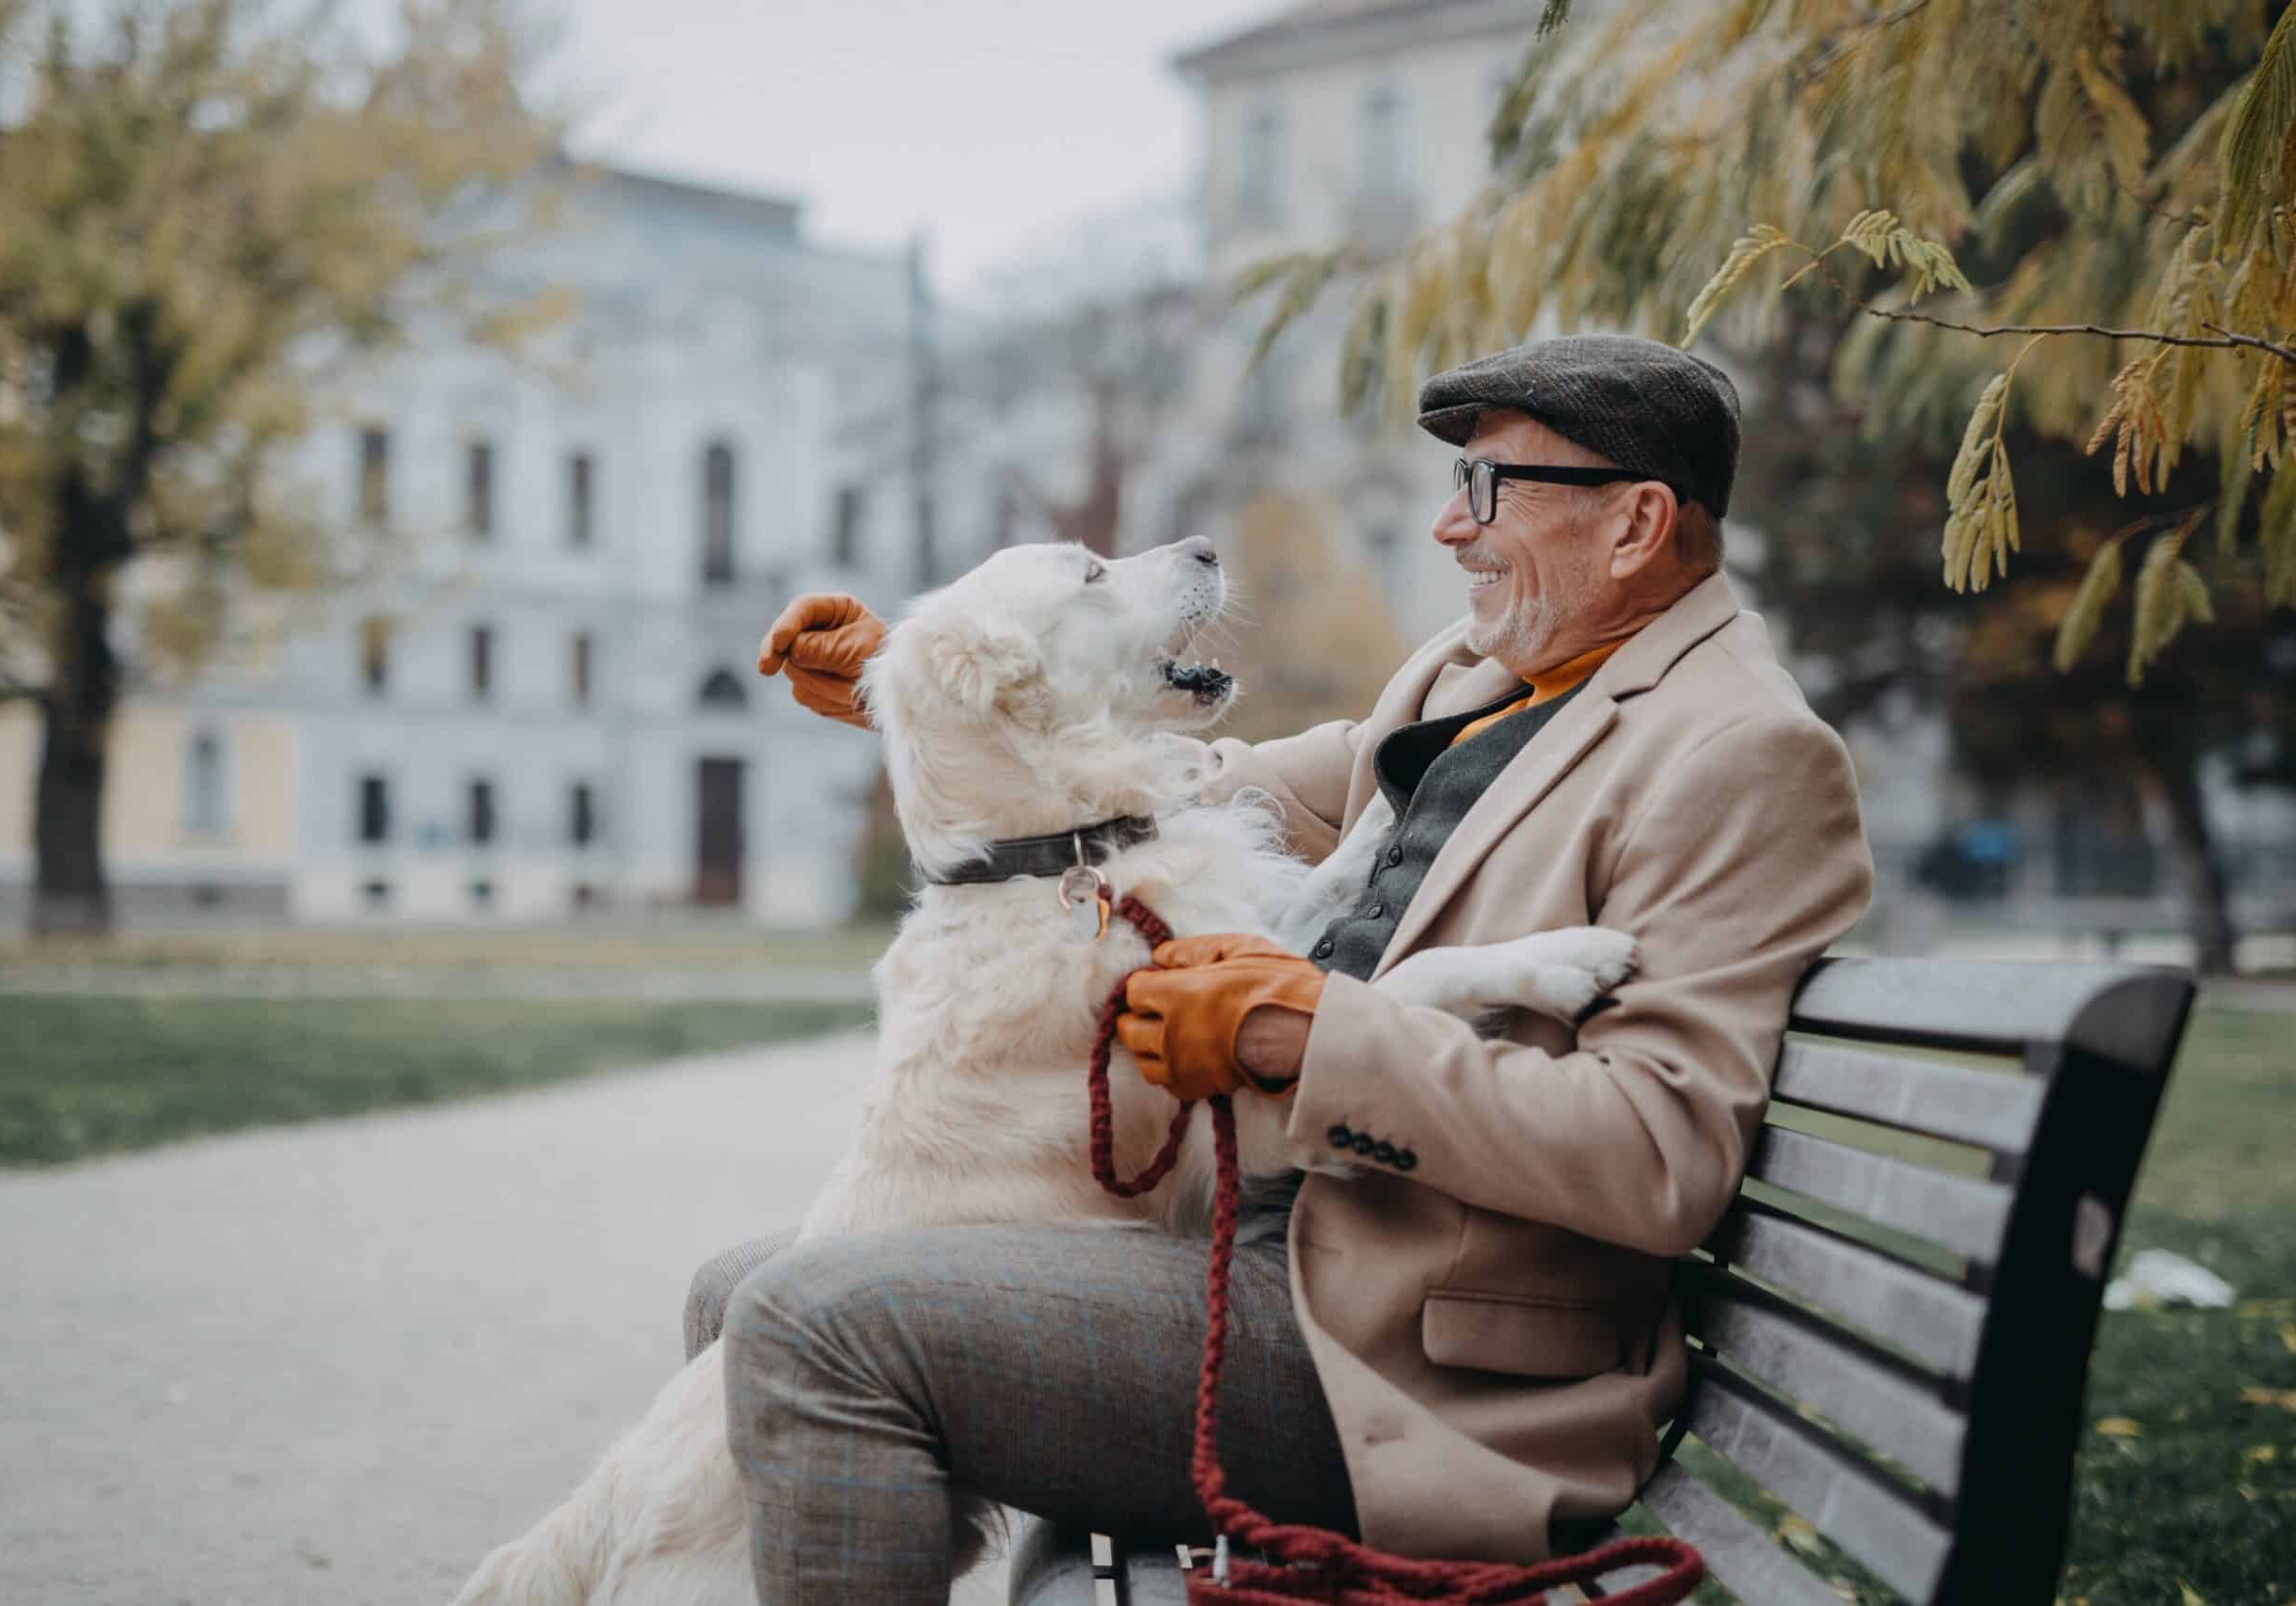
[{"left": 919, "top": 618, "right": 1052, "bottom": 728}]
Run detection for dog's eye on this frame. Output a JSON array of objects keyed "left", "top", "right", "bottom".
[{"left": 1082, "top": 561, "right": 1106, "bottom": 584}]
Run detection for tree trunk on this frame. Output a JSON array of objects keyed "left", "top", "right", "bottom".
[
  {"left": 32, "top": 576, "right": 119, "bottom": 938},
  {"left": 2136, "top": 739, "right": 2238, "bottom": 977}
]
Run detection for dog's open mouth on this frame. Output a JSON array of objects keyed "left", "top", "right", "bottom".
[{"left": 1159, "top": 656, "right": 1234, "bottom": 706}]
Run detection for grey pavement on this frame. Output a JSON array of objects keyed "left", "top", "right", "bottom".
[
  {"left": 0, "top": 964, "right": 876, "bottom": 1004},
  {"left": 0, "top": 1028, "right": 1008, "bottom": 1606}
]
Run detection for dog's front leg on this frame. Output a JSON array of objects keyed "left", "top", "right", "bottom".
[{"left": 1375, "top": 927, "right": 1639, "bottom": 1023}]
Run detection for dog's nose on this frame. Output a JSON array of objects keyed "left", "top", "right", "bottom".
[{"left": 1180, "top": 537, "right": 1220, "bottom": 567}]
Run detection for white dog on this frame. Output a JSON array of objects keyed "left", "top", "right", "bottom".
[{"left": 448, "top": 538, "right": 1636, "bottom": 1606}]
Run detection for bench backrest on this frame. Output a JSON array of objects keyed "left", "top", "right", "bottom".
[{"left": 1632, "top": 956, "right": 2195, "bottom": 1605}]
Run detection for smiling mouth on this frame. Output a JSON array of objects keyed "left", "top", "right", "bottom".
[
  {"left": 1160, "top": 655, "right": 1234, "bottom": 706},
  {"left": 1463, "top": 566, "right": 1506, "bottom": 593}
]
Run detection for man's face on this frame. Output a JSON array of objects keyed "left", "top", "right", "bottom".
[{"left": 1433, "top": 410, "right": 1614, "bottom": 672}]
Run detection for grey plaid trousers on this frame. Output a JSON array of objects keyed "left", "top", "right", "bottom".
[{"left": 685, "top": 1221, "right": 1357, "bottom": 1604}]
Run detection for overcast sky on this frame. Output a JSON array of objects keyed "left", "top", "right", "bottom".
[{"left": 556, "top": 0, "right": 1284, "bottom": 304}]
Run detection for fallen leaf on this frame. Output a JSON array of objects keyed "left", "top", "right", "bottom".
[
  {"left": 2281, "top": 1323, "right": 2296, "bottom": 1356},
  {"left": 2178, "top": 1582, "right": 2205, "bottom": 1606},
  {"left": 2236, "top": 1298, "right": 2293, "bottom": 1318},
  {"left": 1773, "top": 1513, "right": 1824, "bottom": 1556},
  {"left": 2241, "top": 1387, "right": 2296, "bottom": 1411},
  {"left": 2243, "top": 1443, "right": 2280, "bottom": 1467},
  {"left": 2095, "top": 1416, "right": 2144, "bottom": 1438}
]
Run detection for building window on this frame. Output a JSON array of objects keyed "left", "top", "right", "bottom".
[
  {"left": 467, "top": 438, "right": 494, "bottom": 540},
  {"left": 571, "top": 631, "right": 593, "bottom": 708},
  {"left": 363, "top": 879, "right": 392, "bottom": 910},
  {"left": 570, "top": 782, "right": 596, "bottom": 847},
  {"left": 467, "top": 778, "right": 497, "bottom": 846},
  {"left": 702, "top": 439, "right": 736, "bottom": 586},
  {"left": 831, "top": 484, "right": 864, "bottom": 568},
  {"left": 568, "top": 451, "right": 594, "bottom": 549},
  {"left": 469, "top": 625, "right": 493, "bottom": 702},
  {"left": 1238, "top": 100, "right": 1287, "bottom": 225},
  {"left": 1356, "top": 83, "right": 1410, "bottom": 201},
  {"left": 183, "top": 729, "right": 229, "bottom": 835},
  {"left": 357, "top": 774, "right": 390, "bottom": 844},
  {"left": 358, "top": 616, "right": 391, "bottom": 697},
  {"left": 357, "top": 426, "right": 389, "bottom": 524},
  {"left": 468, "top": 878, "right": 495, "bottom": 911},
  {"left": 572, "top": 882, "right": 599, "bottom": 910},
  {"left": 698, "top": 668, "right": 748, "bottom": 709}
]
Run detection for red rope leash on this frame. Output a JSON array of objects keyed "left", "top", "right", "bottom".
[{"left": 1087, "top": 893, "right": 1703, "bottom": 1605}]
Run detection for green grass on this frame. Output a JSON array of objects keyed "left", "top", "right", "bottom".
[
  {"left": 2056, "top": 1006, "right": 2296, "bottom": 1606},
  {"left": 0, "top": 919, "right": 899, "bottom": 973},
  {"left": 0, "top": 995, "right": 873, "bottom": 1166}
]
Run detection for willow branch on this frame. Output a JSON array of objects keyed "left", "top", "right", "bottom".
[{"left": 1805, "top": 253, "right": 2296, "bottom": 367}]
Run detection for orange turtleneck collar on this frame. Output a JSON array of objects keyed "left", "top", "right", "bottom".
[{"left": 1448, "top": 636, "right": 1630, "bottom": 749}]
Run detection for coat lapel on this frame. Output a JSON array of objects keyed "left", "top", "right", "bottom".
[{"left": 1366, "top": 573, "right": 1745, "bottom": 980}]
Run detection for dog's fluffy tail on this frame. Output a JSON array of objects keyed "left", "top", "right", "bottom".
[{"left": 449, "top": 1481, "right": 616, "bottom": 1606}]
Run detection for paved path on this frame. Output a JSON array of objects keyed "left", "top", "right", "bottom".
[
  {"left": 0, "top": 964, "right": 877, "bottom": 1004},
  {"left": 0, "top": 1029, "right": 1006, "bottom": 1606}
]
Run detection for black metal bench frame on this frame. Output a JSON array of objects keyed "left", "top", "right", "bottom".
[{"left": 1010, "top": 955, "right": 2197, "bottom": 1605}]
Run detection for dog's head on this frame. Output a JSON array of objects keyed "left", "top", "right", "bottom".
[{"left": 862, "top": 539, "right": 1239, "bottom": 876}]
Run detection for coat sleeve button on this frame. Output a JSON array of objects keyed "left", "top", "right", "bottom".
[
  {"left": 1327, "top": 1123, "right": 1354, "bottom": 1148},
  {"left": 1371, "top": 1141, "right": 1398, "bottom": 1166},
  {"left": 1351, "top": 1131, "right": 1379, "bottom": 1155},
  {"left": 1312, "top": 937, "right": 1336, "bottom": 960},
  {"left": 1395, "top": 1148, "right": 1418, "bottom": 1171}
]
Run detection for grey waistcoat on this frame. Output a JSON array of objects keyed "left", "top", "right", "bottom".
[{"left": 1310, "top": 680, "right": 1587, "bottom": 983}]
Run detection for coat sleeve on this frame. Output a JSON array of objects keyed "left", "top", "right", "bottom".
[
  {"left": 1282, "top": 711, "right": 1874, "bottom": 1257},
  {"left": 1197, "top": 721, "right": 1366, "bottom": 864}
]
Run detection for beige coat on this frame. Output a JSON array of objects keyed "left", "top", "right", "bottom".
[{"left": 1199, "top": 571, "right": 1873, "bottom": 1561}]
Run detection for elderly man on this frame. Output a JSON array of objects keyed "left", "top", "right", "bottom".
[{"left": 689, "top": 334, "right": 1872, "bottom": 1601}]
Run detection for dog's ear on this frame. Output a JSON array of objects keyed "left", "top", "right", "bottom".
[{"left": 910, "top": 616, "right": 1053, "bottom": 728}]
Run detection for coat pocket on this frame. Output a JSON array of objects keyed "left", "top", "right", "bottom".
[{"left": 1420, "top": 1290, "right": 1628, "bottom": 1380}]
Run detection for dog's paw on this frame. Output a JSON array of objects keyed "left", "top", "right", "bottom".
[
  {"left": 1558, "top": 926, "right": 1639, "bottom": 993},
  {"left": 1528, "top": 964, "right": 1606, "bottom": 1021}
]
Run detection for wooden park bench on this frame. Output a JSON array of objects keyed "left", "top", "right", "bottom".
[{"left": 1010, "top": 955, "right": 2197, "bottom": 1605}]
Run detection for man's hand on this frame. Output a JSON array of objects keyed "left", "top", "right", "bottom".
[
  {"left": 1117, "top": 934, "right": 1326, "bottom": 1102},
  {"left": 758, "top": 594, "right": 886, "bottom": 729}
]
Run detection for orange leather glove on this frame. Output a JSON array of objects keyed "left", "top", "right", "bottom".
[
  {"left": 1117, "top": 933, "right": 1326, "bottom": 1103},
  {"left": 757, "top": 594, "right": 886, "bottom": 729}
]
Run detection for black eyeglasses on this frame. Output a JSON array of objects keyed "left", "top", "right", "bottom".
[{"left": 1452, "top": 457, "right": 1650, "bottom": 526}]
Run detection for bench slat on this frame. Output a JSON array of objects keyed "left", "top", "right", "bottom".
[
  {"left": 1686, "top": 1359, "right": 1952, "bottom": 1602},
  {"left": 1636, "top": 1462, "right": 1847, "bottom": 1606},
  {"left": 1773, "top": 1037, "right": 2045, "bottom": 1153},
  {"left": 1750, "top": 1126, "right": 2012, "bottom": 1264},
  {"left": 1008, "top": 1522, "right": 1106, "bottom": 1606},
  {"left": 1789, "top": 956, "right": 2190, "bottom": 1069},
  {"left": 1685, "top": 1272, "right": 1968, "bottom": 1495},
  {"left": 1705, "top": 1204, "right": 1987, "bottom": 1378},
  {"left": 1121, "top": 1543, "right": 1187, "bottom": 1604}
]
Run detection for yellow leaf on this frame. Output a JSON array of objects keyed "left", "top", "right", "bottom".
[
  {"left": 2241, "top": 1386, "right": 2296, "bottom": 1411},
  {"left": 2280, "top": 1322, "right": 2296, "bottom": 1355},
  {"left": 1773, "top": 1513, "right": 1824, "bottom": 1556},
  {"left": 2178, "top": 1581, "right": 2207, "bottom": 1606},
  {"left": 2095, "top": 1416, "right": 2144, "bottom": 1438},
  {"left": 2243, "top": 1443, "right": 2280, "bottom": 1466}
]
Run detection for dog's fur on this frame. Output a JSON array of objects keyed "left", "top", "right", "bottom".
[{"left": 449, "top": 539, "right": 1635, "bottom": 1606}]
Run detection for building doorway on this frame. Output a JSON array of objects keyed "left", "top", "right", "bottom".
[{"left": 694, "top": 756, "right": 745, "bottom": 906}]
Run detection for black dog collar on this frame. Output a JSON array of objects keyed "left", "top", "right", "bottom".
[{"left": 922, "top": 814, "right": 1160, "bottom": 886}]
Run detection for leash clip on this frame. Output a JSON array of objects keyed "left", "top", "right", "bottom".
[
  {"left": 1211, "top": 1534, "right": 1230, "bottom": 1586},
  {"left": 1056, "top": 836, "right": 1112, "bottom": 942}
]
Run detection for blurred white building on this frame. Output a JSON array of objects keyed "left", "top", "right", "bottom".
[{"left": 0, "top": 167, "right": 926, "bottom": 926}]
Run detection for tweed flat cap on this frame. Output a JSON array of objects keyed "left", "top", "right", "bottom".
[{"left": 1417, "top": 334, "right": 1742, "bottom": 517}]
